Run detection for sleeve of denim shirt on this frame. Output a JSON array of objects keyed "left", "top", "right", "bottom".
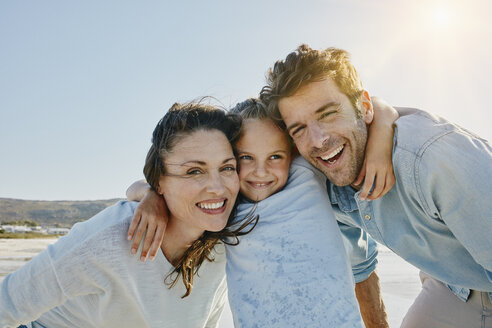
[
  {"left": 338, "top": 221, "right": 379, "bottom": 283},
  {"left": 417, "top": 129, "right": 492, "bottom": 280}
]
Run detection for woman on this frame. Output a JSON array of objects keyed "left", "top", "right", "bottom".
[{"left": 0, "top": 102, "right": 254, "bottom": 328}]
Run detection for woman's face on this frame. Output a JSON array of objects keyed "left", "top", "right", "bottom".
[{"left": 158, "top": 129, "right": 239, "bottom": 239}]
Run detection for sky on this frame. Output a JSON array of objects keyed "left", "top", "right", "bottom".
[{"left": 1, "top": 0, "right": 491, "bottom": 201}]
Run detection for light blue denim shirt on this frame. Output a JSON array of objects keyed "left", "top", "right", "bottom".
[{"left": 330, "top": 108, "right": 492, "bottom": 302}]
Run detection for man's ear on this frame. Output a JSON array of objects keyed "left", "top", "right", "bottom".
[{"left": 361, "top": 90, "right": 374, "bottom": 124}]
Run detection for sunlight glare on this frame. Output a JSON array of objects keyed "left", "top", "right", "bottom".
[{"left": 432, "top": 5, "right": 453, "bottom": 28}]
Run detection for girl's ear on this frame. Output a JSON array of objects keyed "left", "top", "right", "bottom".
[{"left": 290, "top": 145, "right": 299, "bottom": 163}]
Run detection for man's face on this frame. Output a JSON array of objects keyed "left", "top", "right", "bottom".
[{"left": 278, "top": 78, "right": 373, "bottom": 186}]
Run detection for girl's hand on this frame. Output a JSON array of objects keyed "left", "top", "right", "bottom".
[
  {"left": 353, "top": 129, "right": 396, "bottom": 200},
  {"left": 127, "top": 188, "right": 169, "bottom": 261},
  {"left": 354, "top": 96, "right": 398, "bottom": 201}
]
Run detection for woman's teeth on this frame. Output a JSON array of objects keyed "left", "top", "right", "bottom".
[{"left": 197, "top": 201, "right": 225, "bottom": 210}]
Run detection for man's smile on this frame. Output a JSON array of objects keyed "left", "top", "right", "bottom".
[{"left": 320, "top": 144, "right": 345, "bottom": 164}]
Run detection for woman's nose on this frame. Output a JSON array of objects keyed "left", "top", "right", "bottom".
[{"left": 205, "top": 171, "right": 226, "bottom": 195}]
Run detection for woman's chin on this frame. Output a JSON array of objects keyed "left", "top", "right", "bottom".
[{"left": 206, "top": 219, "right": 229, "bottom": 232}]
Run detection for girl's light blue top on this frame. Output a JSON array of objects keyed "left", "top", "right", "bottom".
[{"left": 226, "top": 157, "right": 364, "bottom": 328}]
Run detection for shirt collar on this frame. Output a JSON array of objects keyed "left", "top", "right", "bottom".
[{"left": 326, "top": 179, "right": 360, "bottom": 212}]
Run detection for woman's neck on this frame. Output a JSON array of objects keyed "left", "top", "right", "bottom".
[{"left": 160, "top": 216, "right": 204, "bottom": 266}]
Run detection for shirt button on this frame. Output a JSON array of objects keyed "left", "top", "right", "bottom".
[{"left": 364, "top": 214, "right": 371, "bottom": 220}]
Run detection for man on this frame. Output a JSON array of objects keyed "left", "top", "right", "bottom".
[{"left": 260, "top": 44, "right": 492, "bottom": 328}]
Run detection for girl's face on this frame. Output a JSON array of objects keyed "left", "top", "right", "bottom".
[
  {"left": 236, "top": 118, "right": 292, "bottom": 202},
  {"left": 158, "top": 129, "right": 239, "bottom": 239}
]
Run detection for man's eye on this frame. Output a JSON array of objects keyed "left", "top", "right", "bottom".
[
  {"left": 239, "top": 155, "right": 253, "bottom": 160},
  {"left": 291, "top": 126, "right": 304, "bottom": 137},
  {"left": 320, "top": 111, "right": 336, "bottom": 119}
]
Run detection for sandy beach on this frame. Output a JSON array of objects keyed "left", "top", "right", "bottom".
[{"left": 1, "top": 238, "right": 420, "bottom": 327}]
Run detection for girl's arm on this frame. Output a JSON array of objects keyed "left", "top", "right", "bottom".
[
  {"left": 126, "top": 180, "right": 168, "bottom": 261},
  {"left": 354, "top": 96, "right": 398, "bottom": 201}
]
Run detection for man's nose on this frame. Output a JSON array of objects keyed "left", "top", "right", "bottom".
[{"left": 307, "top": 122, "right": 329, "bottom": 149}]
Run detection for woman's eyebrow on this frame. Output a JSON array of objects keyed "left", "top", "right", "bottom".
[{"left": 178, "top": 157, "right": 236, "bottom": 166}]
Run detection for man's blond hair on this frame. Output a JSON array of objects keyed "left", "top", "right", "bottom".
[{"left": 260, "top": 44, "right": 364, "bottom": 127}]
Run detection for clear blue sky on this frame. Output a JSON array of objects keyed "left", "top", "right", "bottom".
[{"left": 1, "top": 0, "right": 491, "bottom": 200}]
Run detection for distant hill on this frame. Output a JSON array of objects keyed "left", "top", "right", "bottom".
[{"left": 0, "top": 198, "right": 123, "bottom": 228}]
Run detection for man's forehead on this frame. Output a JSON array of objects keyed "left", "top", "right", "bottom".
[{"left": 280, "top": 85, "right": 339, "bottom": 117}]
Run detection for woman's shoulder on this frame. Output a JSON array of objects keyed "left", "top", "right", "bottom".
[
  {"left": 48, "top": 201, "right": 137, "bottom": 260},
  {"left": 69, "top": 201, "right": 136, "bottom": 238}
]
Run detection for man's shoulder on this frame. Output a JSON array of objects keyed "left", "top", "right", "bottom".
[
  {"left": 394, "top": 108, "right": 453, "bottom": 153},
  {"left": 394, "top": 108, "right": 487, "bottom": 157}
]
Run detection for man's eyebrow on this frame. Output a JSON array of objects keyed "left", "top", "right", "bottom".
[
  {"left": 286, "top": 102, "right": 340, "bottom": 133},
  {"left": 286, "top": 122, "right": 301, "bottom": 134},
  {"left": 315, "top": 101, "right": 339, "bottom": 114}
]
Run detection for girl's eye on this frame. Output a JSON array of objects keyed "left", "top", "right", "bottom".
[
  {"left": 270, "top": 154, "right": 282, "bottom": 160},
  {"left": 239, "top": 155, "right": 253, "bottom": 161}
]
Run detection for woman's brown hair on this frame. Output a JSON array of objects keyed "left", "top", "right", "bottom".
[{"left": 143, "top": 100, "right": 258, "bottom": 298}]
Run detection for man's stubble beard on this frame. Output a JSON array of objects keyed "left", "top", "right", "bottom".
[{"left": 309, "top": 118, "right": 368, "bottom": 187}]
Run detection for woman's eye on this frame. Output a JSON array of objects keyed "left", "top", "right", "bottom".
[
  {"left": 239, "top": 155, "right": 253, "bottom": 160},
  {"left": 187, "top": 169, "right": 203, "bottom": 175},
  {"left": 221, "top": 165, "right": 236, "bottom": 172}
]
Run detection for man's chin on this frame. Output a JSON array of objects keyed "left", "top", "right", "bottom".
[
  {"left": 320, "top": 168, "right": 355, "bottom": 187},
  {"left": 329, "top": 178, "right": 353, "bottom": 187},
  {"left": 305, "top": 156, "right": 355, "bottom": 186}
]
